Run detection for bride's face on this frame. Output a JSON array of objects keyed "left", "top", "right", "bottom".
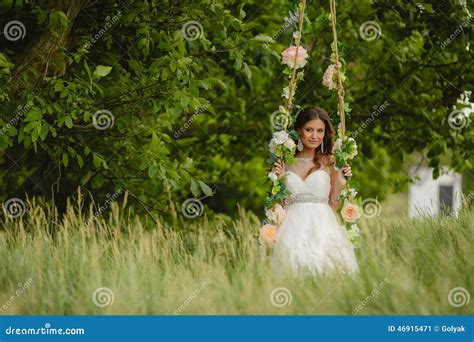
[{"left": 300, "top": 118, "right": 325, "bottom": 149}]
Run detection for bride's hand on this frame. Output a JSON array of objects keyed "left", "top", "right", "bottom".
[
  {"left": 272, "top": 159, "right": 286, "bottom": 178},
  {"left": 342, "top": 164, "right": 352, "bottom": 178},
  {"left": 337, "top": 164, "right": 352, "bottom": 184}
]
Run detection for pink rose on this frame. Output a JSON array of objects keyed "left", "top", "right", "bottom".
[
  {"left": 322, "top": 64, "right": 337, "bottom": 90},
  {"left": 341, "top": 202, "right": 361, "bottom": 223},
  {"left": 260, "top": 224, "right": 278, "bottom": 245},
  {"left": 281, "top": 46, "right": 308, "bottom": 69}
]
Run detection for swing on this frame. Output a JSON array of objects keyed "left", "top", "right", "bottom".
[{"left": 261, "top": 0, "right": 362, "bottom": 246}]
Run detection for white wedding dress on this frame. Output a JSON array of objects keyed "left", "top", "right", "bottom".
[{"left": 271, "top": 158, "right": 359, "bottom": 278}]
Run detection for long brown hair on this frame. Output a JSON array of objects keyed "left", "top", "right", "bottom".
[{"left": 294, "top": 107, "right": 335, "bottom": 175}]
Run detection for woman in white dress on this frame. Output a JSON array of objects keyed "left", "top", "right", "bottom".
[{"left": 270, "top": 107, "right": 359, "bottom": 278}]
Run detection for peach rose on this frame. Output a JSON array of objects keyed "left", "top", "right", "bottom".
[
  {"left": 281, "top": 46, "right": 308, "bottom": 69},
  {"left": 341, "top": 202, "right": 361, "bottom": 223},
  {"left": 260, "top": 224, "right": 278, "bottom": 245}
]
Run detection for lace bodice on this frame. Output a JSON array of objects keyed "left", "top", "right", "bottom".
[{"left": 285, "top": 158, "right": 331, "bottom": 203}]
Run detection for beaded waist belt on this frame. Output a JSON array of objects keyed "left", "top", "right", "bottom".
[{"left": 286, "top": 193, "right": 328, "bottom": 206}]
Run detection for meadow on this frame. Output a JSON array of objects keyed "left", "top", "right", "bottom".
[{"left": 1, "top": 192, "right": 473, "bottom": 315}]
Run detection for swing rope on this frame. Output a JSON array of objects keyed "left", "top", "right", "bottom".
[
  {"left": 284, "top": 0, "right": 306, "bottom": 129},
  {"left": 284, "top": 0, "right": 346, "bottom": 138},
  {"left": 329, "top": 0, "right": 346, "bottom": 139}
]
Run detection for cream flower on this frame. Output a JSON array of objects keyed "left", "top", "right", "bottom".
[
  {"left": 281, "top": 86, "right": 295, "bottom": 99},
  {"left": 283, "top": 138, "right": 295, "bottom": 149},
  {"left": 347, "top": 227, "right": 360, "bottom": 241},
  {"left": 268, "top": 171, "right": 278, "bottom": 182},
  {"left": 265, "top": 204, "right": 286, "bottom": 225},
  {"left": 271, "top": 130, "right": 289, "bottom": 145},
  {"left": 350, "top": 223, "right": 360, "bottom": 233},
  {"left": 278, "top": 105, "right": 288, "bottom": 114},
  {"left": 347, "top": 138, "right": 358, "bottom": 159},
  {"left": 341, "top": 202, "right": 361, "bottom": 223},
  {"left": 281, "top": 46, "right": 308, "bottom": 69}
]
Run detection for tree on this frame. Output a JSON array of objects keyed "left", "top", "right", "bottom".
[{"left": 0, "top": 0, "right": 472, "bottom": 220}]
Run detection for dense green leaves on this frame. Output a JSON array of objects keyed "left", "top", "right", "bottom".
[{"left": 0, "top": 0, "right": 472, "bottom": 219}]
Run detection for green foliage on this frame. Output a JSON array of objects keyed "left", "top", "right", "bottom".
[{"left": 0, "top": 0, "right": 472, "bottom": 218}]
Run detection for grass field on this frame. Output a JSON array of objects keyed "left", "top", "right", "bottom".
[{"left": 0, "top": 194, "right": 473, "bottom": 315}]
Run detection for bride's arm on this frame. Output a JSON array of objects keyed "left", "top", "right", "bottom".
[
  {"left": 329, "top": 167, "right": 345, "bottom": 212},
  {"left": 328, "top": 157, "right": 352, "bottom": 212}
]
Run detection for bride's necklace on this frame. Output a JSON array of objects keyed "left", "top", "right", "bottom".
[{"left": 295, "top": 156, "right": 314, "bottom": 162}]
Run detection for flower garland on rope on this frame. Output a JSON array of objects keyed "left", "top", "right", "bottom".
[{"left": 260, "top": 0, "right": 363, "bottom": 247}]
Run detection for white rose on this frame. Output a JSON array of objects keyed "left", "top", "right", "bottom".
[
  {"left": 271, "top": 130, "right": 289, "bottom": 145},
  {"left": 283, "top": 138, "right": 295, "bottom": 149},
  {"left": 273, "top": 204, "right": 287, "bottom": 225},
  {"left": 265, "top": 208, "right": 277, "bottom": 223},
  {"left": 268, "top": 172, "right": 278, "bottom": 182},
  {"left": 265, "top": 204, "right": 287, "bottom": 225},
  {"left": 334, "top": 138, "right": 342, "bottom": 151}
]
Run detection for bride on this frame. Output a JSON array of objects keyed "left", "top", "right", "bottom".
[{"left": 270, "top": 107, "right": 359, "bottom": 278}]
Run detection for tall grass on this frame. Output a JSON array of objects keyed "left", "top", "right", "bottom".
[{"left": 1, "top": 193, "right": 473, "bottom": 315}]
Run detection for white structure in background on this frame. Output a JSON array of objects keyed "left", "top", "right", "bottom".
[{"left": 408, "top": 166, "right": 463, "bottom": 218}]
